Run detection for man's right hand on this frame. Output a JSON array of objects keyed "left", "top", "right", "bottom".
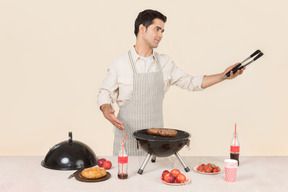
[{"left": 100, "top": 104, "right": 125, "bottom": 130}]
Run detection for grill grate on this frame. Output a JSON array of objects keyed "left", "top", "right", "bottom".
[{"left": 133, "top": 128, "right": 190, "bottom": 141}]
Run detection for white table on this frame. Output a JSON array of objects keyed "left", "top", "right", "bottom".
[{"left": 0, "top": 156, "right": 287, "bottom": 192}]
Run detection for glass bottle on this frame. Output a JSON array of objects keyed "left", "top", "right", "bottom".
[
  {"left": 230, "top": 132, "right": 240, "bottom": 166},
  {"left": 118, "top": 143, "right": 128, "bottom": 179}
]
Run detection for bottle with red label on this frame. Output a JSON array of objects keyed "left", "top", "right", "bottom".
[
  {"left": 118, "top": 143, "right": 128, "bottom": 179},
  {"left": 230, "top": 125, "right": 240, "bottom": 166}
]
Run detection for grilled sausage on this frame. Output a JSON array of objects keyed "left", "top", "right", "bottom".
[{"left": 147, "top": 128, "right": 177, "bottom": 137}]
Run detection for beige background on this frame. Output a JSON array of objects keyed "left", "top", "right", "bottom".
[{"left": 0, "top": 0, "right": 287, "bottom": 156}]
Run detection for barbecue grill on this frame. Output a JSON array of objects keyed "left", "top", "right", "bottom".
[{"left": 133, "top": 128, "right": 191, "bottom": 175}]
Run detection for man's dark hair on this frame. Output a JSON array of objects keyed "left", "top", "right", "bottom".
[{"left": 134, "top": 9, "right": 167, "bottom": 37}]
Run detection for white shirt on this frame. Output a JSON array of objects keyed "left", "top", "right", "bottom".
[{"left": 97, "top": 47, "right": 204, "bottom": 108}]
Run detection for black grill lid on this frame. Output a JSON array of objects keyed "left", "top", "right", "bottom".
[{"left": 41, "top": 132, "right": 97, "bottom": 170}]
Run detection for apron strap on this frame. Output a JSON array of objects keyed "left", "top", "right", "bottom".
[
  {"left": 154, "top": 52, "right": 162, "bottom": 71},
  {"left": 128, "top": 50, "right": 137, "bottom": 74}
]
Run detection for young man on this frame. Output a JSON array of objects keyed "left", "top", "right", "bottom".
[{"left": 97, "top": 9, "right": 244, "bottom": 156}]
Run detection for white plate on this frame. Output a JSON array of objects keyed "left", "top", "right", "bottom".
[
  {"left": 193, "top": 166, "right": 222, "bottom": 175},
  {"left": 160, "top": 176, "right": 191, "bottom": 186}
]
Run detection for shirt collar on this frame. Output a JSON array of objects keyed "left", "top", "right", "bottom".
[{"left": 130, "top": 46, "right": 156, "bottom": 63}]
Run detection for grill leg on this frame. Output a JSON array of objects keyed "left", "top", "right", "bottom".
[
  {"left": 175, "top": 152, "right": 190, "bottom": 172},
  {"left": 151, "top": 155, "right": 156, "bottom": 163},
  {"left": 137, "top": 153, "right": 152, "bottom": 175}
]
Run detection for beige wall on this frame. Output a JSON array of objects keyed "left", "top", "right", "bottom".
[{"left": 0, "top": 0, "right": 287, "bottom": 156}]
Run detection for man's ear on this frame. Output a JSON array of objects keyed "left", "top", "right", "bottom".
[{"left": 139, "top": 24, "right": 146, "bottom": 34}]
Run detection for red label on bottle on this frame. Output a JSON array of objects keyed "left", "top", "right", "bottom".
[
  {"left": 230, "top": 146, "right": 240, "bottom": 153},
  {"left": 118, "top": 156, "right": 128, "bottom": 164}
]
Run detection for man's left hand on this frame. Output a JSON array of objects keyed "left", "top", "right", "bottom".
[{"left": 223, "top": 62, "right": 245, "bottom": 80}]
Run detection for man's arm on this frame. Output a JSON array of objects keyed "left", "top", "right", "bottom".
[
  {"left": 201, "top": 63, "right": 245, "bottom": 89},
  {"left": 97, "top": 60, "right": 125, "bottom": 130}
]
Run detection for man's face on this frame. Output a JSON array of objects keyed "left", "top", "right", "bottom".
[{"left": 142, "top": 18, "right": 165, "bottom": 48}]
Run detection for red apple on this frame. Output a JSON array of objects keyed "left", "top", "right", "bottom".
[
  {"left": 170, "top": 169, "right": 181, "bottom": 177},
  {"left": 97, "top": 158, "right": 106, "bottom": 167},
  {"left": 164, "top": 173, "right": 176, "bottom": 183},
  {"left": 103, "top": 160, "right": 112, "bottom": 170},
  {"left": 176, "top": 173, "right": 186, "bottom": 183},
  {"left": 161, "top": 170, "right": 170, "bottom": 180}
]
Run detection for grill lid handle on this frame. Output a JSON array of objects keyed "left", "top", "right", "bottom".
[{"left": 68, "top": 132, "right": 73, "bottom": 144}]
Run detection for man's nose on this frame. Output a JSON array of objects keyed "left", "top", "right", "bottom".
[{"left": 159, "top": 31, "right": 163, "bottom": 39}]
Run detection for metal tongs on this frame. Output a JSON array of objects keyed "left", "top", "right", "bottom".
[{"left": 221, "top": 49, "right": 264, "bottom": 80}]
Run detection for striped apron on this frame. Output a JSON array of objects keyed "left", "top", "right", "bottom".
[{"left": 113, "top": 50, "right": 164, "bottom": 156}]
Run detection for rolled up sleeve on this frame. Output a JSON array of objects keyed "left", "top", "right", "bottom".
[
  {"left": 170, "top": 62, "right": 204, "bottom": 92},
  {"left": 97, "top": 66, "right": 119, "bottom": 108}
]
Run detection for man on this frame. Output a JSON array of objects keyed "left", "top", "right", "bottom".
[{"left": 97, "top": 9, "right": 244, "bottom": 156}]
